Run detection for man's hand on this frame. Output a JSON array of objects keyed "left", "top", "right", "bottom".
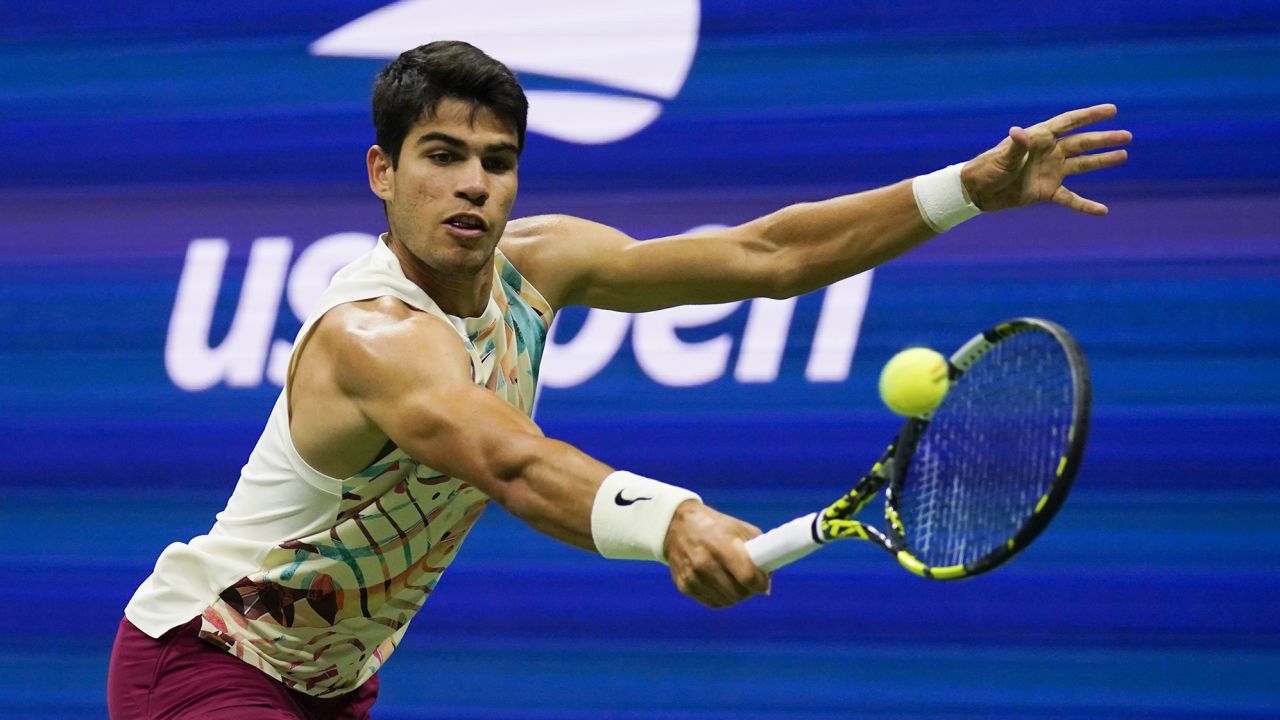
[
  {"left": 961, "top": 103, "right": 1131, "bottom": 216},
  {"left": 663, "top": 501, "right": 770, "bottom": 608}
]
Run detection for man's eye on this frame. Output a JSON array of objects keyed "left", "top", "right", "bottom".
[
  {"left": 484, "top": 158, "right": 513, "bottom": 173},
  {"left": 427, "top": 152, "right": 455, "bottom": 164}
]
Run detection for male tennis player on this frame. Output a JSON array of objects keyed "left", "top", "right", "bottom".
[{"left": 108, "top": 41, "right": 1130, "bottom": 718}]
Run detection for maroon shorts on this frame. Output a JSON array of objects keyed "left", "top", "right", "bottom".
[{"left": 106, "top": 616, "right": 379, "bottom": 720}]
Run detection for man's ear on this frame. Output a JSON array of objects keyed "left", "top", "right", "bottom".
[{"left": 367, "top": 145, "right": 394, "bottom": 202}]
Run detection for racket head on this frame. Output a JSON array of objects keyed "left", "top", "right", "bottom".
[{"left": 883, "top": 318, "right": 1091, "bottom": 580}]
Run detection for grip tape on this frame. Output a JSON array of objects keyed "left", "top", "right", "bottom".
[{"left": 744, "top": 512, "right": 824, "bottom": 572}]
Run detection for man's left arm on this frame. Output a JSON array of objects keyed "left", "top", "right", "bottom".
[{"left": 501, "top": 103, "right": 1130, "bottom": 312}]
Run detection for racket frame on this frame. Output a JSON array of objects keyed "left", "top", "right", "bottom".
[
  {"left": 881, "top": 318, "right": 1090, "bottom": 578},
  {"left": 746, "top": 317, "right": 1091, "bottom": 579}
]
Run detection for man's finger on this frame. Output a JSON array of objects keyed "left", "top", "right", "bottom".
[
  {"left": 684, "top": 547, "right": 751, "bottom": 606},
  {"left": 1064, "top": 149, "right": 1128, "bottom": 176},
  {"left": 731, "top": 523, "right": 769, "bottom": 593},
  {"left": 1059, "top": 130, "right": 1132, "bottom": 156},
  {"left": 719, "top": 554, "right": 762, "bottom": 599},
  {"left": 726, "top": 540, "right": 770, "bottom": 595},
  {"left": 1025, "top": 126, "right": 1058, "bottom": 157},
  {"left": 1042, "top": 103, "right": 1117, "bottom": 136},
  {"left": 1000, "top": 126, "right": 1031, "bottom": 168},
  {"left": 695, "top": 592, "right": 729, "bottom": 610},
  {"left": 682, "top": 572, "right": 733, "bottom": 608},
  {"left": 701, "top": 567, "right": 748, "bottom": 607},
  {"left": 1052, "top": 185, "right": 1108, "bottom": 216}
]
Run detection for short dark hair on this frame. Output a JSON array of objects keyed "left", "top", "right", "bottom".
[{"left": 371, "top": 41, "right": 528, "bottom": 167}]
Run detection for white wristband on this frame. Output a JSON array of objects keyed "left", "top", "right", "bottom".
[
  {"left": 912, "top": 162, "right": 982, "bottom": 233},
  {"left": 590, "top": 471, "right": 701, "bottom": 563}
]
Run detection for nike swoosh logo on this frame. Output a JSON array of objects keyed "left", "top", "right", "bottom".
[{"left": 614, "top": 490, "right": 652, "bottom": 506}]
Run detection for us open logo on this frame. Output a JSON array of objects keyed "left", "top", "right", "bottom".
[
  {"left": 310, "top": 0, "right": 701, "bottom": 144},
  {"left": 164, "top": 232, "right": 874, "bottom": 392}
]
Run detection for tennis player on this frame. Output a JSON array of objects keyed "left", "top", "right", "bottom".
[{"left": 107, "top": 41, "right": 1130, "bottom": 718}]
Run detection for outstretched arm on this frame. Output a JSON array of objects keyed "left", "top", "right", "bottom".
[{"left": 501, "top": 104, "right": 1130, "bottom": 312}]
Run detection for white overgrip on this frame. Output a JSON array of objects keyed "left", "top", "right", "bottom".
[{"left": 744, "top": 512, "right": 824, "bottom": 572}]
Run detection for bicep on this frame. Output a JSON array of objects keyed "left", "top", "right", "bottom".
[
  {"left": 571, "top": 227, "right": 779, "bottom": 311},
  {"left": 502, "top": 214, "right": 780, "bottom": 313},
  {"left": 336, "top": 312, "right": 545, "bottom": 503},
  {"left": 334, "top": 309, "right": 613, "bottom": 549},
  {"left": 384, "top": 380, "right": 541, "bottom": 471}
]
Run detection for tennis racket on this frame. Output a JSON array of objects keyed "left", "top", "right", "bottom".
[{"left": 744, "top": 317, "right": 1090, "bottom": 579}]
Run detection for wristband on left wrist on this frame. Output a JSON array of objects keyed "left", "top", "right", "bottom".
[{"left": 912, "top": 162, "right": 982, "bottom": 233}]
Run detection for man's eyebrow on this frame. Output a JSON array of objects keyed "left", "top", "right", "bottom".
[
  {"left": 483, "top": 142, "right": 520, "bottom": 156},
  {"left": 415, "top": 132, "right": 465, "bottom": 148},
  {"left": 414, "top": 133, "right": 519, "bottom": 156}
]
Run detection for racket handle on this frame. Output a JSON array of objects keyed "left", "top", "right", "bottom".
[{"left": 744, "top": 512, "right": 824, "bottom": 572}]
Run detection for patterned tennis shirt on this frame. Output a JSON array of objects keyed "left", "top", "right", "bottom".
[{"left": 125, "top": 237, "right": 553, "bottom": 696}]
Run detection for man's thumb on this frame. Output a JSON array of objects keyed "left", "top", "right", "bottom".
[{"left": 1001, "top": 126, "right": 1031, "bottom": 168}]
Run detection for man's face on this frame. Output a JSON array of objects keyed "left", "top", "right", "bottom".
[{"left": 368, "top": 97, "right": 520, "bottom": 278}]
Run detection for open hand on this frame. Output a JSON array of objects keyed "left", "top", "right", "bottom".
[{"left": 961, "top": 103, "right": 1131, "bottom": 216}]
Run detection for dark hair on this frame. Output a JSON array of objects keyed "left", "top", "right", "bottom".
[{"left": 372, "top": 41, "right": 528, "bottom": 167}]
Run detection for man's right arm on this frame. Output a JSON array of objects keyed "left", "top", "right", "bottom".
[{"left": 311, "top": 299, "right": 768, "bottom": 608}]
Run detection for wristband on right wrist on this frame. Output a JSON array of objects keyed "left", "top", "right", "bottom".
[
  {"left": 912, "top": 162, "right": 982, "bottom": 233},
  {"left": 590, "top": 471, "right": 700, "bottom": 564}
]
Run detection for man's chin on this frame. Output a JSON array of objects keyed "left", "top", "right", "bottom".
[{"left": 444, "top": 245, "right": 496, "bottom": 276}]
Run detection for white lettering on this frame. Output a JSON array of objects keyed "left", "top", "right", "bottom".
[
  {"left": 734, "top": 297, "right": 796, "bottom": 383},
  {"left": 540, "top": 309, "right": 631, "bottom": 389},
  {"left": 266, "top": 232, "right": 378, "bottom": 386},
  {"left": 165, "top": 230, "right": 875, "bottom": 392},
  {"left": 632, "top": 302, "right": 742, "bottom": 387},
  {"left": 165, "top": 237, "right": 292, "bottom": 391},
  {"left": 805, "top": 270, "right": 873, "bottom": 382}
]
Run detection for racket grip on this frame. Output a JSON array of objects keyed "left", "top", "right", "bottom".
[{"left": 744, "top": 512, "right": 823, "bottom": 572}]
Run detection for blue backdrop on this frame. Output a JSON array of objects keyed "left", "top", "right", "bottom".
[{"left": 1, "top": 2, "right": 1278, "bottom": 718}]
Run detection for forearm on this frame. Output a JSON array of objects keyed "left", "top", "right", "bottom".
[
  {"left": 750, "top": 179, "right": 936, "bottom": 298},
  {"left": 753, "top": 105, "right": 1131, "bottom": 288},
  {"left": 489, "top": 426, "right": 767, "bottom": 608},
  {"left": 488, "top": 433, "right": 613, "bottom": 552},
  {"left": 425, "top": 399, "right": 694, "bottom": 561},
  {"left": 489, "top": 434, "right": 701, "bottom": 563}
]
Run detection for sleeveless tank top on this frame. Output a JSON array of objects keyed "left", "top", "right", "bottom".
[{"left": 124, "top": 237, "right": 553, "bottom": 697}]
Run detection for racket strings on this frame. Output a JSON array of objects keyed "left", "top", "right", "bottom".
[{"left": 897, "top": 330, "right": 1075, "bottom": 568}]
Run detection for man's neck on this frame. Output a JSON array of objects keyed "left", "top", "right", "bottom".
[{"left": 385, "top": 235, "right": 493, "bottom": 318}]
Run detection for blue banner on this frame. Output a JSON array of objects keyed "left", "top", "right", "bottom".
[{"left": 1, "top": 2, "right": 1278, "bottom": 718}]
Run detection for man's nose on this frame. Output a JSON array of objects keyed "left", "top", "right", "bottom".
[{"left": 455, "top": 158, "right": 488, "bottom": 206}]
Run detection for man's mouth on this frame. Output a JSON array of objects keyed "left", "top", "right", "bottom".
[{"left": 443, "top": 213, "right": 488, "bottom": 234}]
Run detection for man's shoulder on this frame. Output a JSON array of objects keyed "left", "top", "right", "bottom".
[
  {"left": 498, "top": 214, "right": 634, "bottom": 309},
  {"left": 501, "top": 214, "right": 625, "bottom": 245},
  {"left": 311, "top": 298, "right": 463, "bottom": 372},
  {"left": 318, "top": 296, "right": 418, "bottom": 335},
  {"left": 302, "top": 298, "right": 470, "bottom": 407}
]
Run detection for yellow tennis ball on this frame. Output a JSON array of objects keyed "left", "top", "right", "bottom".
[{"left": 879, "top": 347, "right": 950, "bottom": 417}]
